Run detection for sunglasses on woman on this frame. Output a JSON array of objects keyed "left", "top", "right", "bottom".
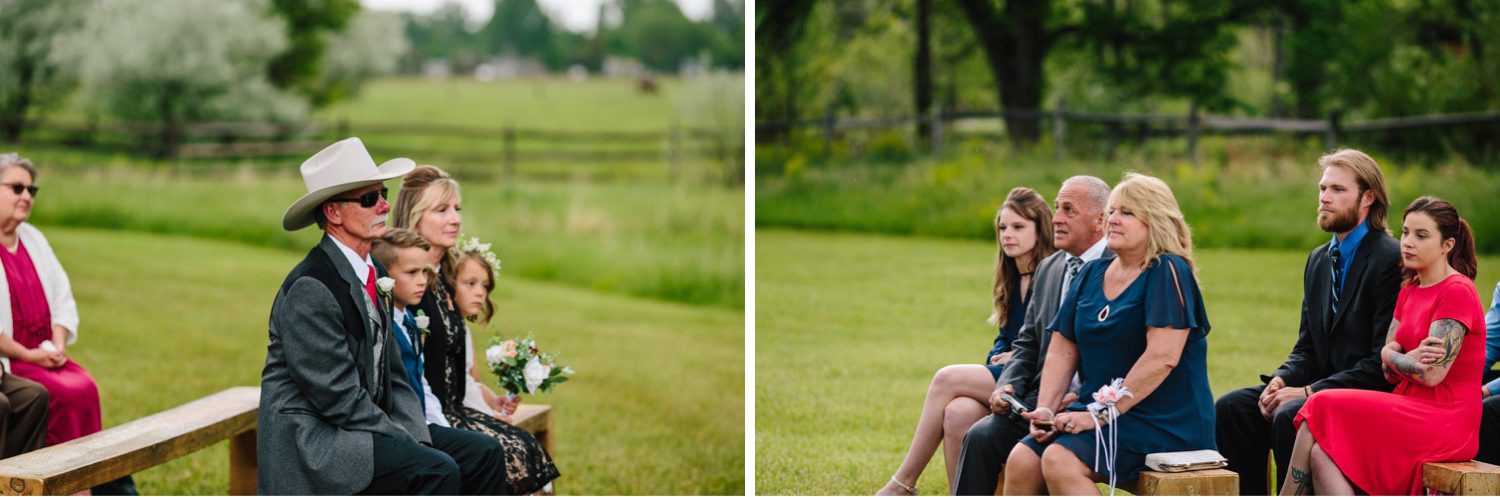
[
  {"left": 1, "top": 183, "right": 37, "bottom": 197},
  {"left": 329, "top": 187, "right": 387, "bottom": 208}
]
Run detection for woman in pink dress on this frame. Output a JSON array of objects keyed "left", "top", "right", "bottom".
[
  {"left": 0, "top": 158, "right": 101, "bottom": 448},
  {"left": 1281, "top": 196, "right": 1483, "bottom": 496}
]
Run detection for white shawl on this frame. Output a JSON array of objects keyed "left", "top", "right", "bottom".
[{"left": 0, "top": 223, "right": 80, "bottom": 372}]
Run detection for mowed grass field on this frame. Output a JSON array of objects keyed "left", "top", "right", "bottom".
[
  {"left": 50, "top": 226, "right": 743, "bottom": 495},
  {"left": 754, "top": 229, "right": 1500, "bottom": 495}
]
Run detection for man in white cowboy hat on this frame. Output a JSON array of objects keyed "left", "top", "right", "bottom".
[{"left": 258, "top": 138, "right": 508, "bottom": 495}]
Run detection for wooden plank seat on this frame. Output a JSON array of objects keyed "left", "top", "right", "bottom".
[
  {"left": 1423, "top": 460, "right": 1500, "bottom": 496},
  {"left": 0, "top": 386, "right": 554, "bottom": 496},
  {"left": 1122, "top": 469, "right": 1239, "bottom": 496},
  {"left": 0, "top": 386, "right": 260, "bottom": 495},
  {"left": 994, "top": 465, "right": 1239, "bottom": 495}
]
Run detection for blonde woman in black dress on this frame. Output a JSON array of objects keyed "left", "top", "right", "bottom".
[{"left": 392, "top": 165, "right": 559, "bottom": 494}]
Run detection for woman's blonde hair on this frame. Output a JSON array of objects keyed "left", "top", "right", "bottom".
[
  {"left": 1110, "top": 172, "right": 1196, "bottom": 272},
  {"left": 988, "top": 187, "right": 1055, "bottom": 327},
  {"left": 391, "top": 165, "right": 463, "bottom": 280}
]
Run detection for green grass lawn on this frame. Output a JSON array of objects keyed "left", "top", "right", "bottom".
[
  {"left": 318, "top": 77, "right": 691, "bottom": 131},
  {"left": 754, "top": 229, "right": 1500, "bottom": 495},
  {"left": 48, "top": 226, "right": 743, "bottom": 495},
  {"left": 19, "top": 167, "right": 743, "bottom": 310}
]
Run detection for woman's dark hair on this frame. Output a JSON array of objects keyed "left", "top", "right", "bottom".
[{"left": 1402, "top": 196, "right": 1477, "bottom": 285}]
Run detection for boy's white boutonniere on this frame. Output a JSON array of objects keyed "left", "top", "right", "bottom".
[{"left": 414, "top": 310, "right": 431, "bottom": 337}]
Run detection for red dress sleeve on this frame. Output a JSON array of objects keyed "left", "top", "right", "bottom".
[{"left": 1431, "top": 279, "right": 1482, "bottom": 334}]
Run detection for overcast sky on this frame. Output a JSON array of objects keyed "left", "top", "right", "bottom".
[{"left": 360, "top": 0, "right": 716, "bottom": 33}]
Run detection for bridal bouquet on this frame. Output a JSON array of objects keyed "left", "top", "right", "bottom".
[{"left": 485, "top": 334, "right": 572, "bottom": 397}]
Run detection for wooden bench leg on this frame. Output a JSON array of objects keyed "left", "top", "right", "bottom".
[{"left": 229, "top": 429, "right": 256, "bottom": 495}]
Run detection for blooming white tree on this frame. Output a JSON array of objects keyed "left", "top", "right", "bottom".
[{"left": 56, "top": 0, "right": 307, "bottom": 156}]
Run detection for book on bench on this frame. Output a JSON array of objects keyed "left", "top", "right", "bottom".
[{"left": 1144, "top": 450, "right": 1228, "bottom": 472}]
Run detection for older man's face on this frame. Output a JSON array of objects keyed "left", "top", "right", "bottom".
[
  {"left": 1052, "top": 183, "right": 1102, "bottom": 256},
  {"left": 328, "top": 183, "right": 390, "bottom": 240}
]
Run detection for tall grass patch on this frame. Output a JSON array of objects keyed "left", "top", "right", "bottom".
[{"left": 757, "top": 138, "right": 1500, "bottom": 253}]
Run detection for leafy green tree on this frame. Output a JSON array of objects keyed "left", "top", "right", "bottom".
[
  {"left": 619, "top": 0, "right": 712, "bottom": 72},
  {"left": 399, "top": 4, "right": 481, "bottom": 73},
  {"left": 482, "top": 0, "right": 557, "bottom": 63},
  {"left": 0, "top": 0, "right": 90, "bottom": 141},
  {"left": 267, "top": 0, "right": 361, "bottom": 107}
]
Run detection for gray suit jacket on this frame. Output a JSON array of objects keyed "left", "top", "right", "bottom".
[
  {"left": 996, "top": 246, "right": 1113, "bottom": 408},
  {"left": 258, "top": 235, "right": 430, "bottom": 495}
]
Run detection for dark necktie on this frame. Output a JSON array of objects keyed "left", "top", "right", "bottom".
[
  {"left": 1067, "top": 256, "right": 1084, "bottom": 282},
  {"left": 1330, "top": 241, "right": 1343, "bottom": 314},
  {"left": 402, "top": 311, "right": 425, "bottom": 410}
]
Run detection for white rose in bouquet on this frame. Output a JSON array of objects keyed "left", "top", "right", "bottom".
[
  {"left": 523, "top": 357, "right": 549, "bottom": 394},
  {"left": 485, "top": 345, "right": 506, "bottom": 368}
]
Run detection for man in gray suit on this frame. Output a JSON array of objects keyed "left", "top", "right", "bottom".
[
  {"left": 951, "top": 176, "right": 1112, "bottom": 495},
  {"left": 259, "top": 138, "right": 507, "bottom": 495}
]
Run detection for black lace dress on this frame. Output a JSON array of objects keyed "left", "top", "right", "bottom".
[{"left": 420, "top": 277, "right": 560, "bottom": 494}]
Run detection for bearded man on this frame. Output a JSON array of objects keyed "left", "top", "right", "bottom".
[{"left": 1213, "top": 148, "right": 1403, "bottom": 495}]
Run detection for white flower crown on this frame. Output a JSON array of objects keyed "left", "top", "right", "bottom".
[{"left": 457, "top": 234, "right": 502, "bottom": 282}]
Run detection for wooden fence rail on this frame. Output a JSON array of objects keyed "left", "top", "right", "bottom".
[
  {"left": 11, "top": 118, "right": 740, "bottom": 182},
  {"left": 756, "top": 107, "right": 1500, "bottom": 162}
]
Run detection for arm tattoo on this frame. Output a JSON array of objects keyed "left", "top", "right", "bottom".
[
  {"left": 1290, "top": 466, "right": 1313, "bottom": 495},
  {"left": 1387, "top": 350, "right": 1425, "bottom": 382},
  {"left": 1428, "top": 318, "right": 1467, "bottom": 367}
]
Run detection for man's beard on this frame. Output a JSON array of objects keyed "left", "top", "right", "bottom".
[{"left": 1318, "top": 203, "right": 1361, "bottom": 233}]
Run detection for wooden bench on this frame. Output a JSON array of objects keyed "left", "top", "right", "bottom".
[
  {"left": 1423, "top": 460, "right": 1500, "bottom": 495},
  {"left": 994, "top": 465, "right": 1238, "bottom": 495},
  {"left": 0, "top": 386, "right": 259, "bottom": 495},
  {"left": 0, "top": 386, "right": 554, "bottom": 496},
  {"left": 1122, "top": 469, "right": 1239, "bottom": 495}
]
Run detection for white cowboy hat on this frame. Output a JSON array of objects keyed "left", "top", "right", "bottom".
[{"left": 282, "top": 137, "right": 415, "bottom": 231}]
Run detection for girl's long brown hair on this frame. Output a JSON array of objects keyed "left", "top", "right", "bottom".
[{"left": 988, "top": 187, "right": 1056, "bottom": 327}]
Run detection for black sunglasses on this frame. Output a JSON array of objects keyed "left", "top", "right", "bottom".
[
  {"left": 329, "top": 187, "right": 387, "bottom": 208},
  {"left": 1, "top": 183, "right": 37, "bottom": 198}
]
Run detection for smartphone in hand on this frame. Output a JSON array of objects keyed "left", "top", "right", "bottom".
[
  {"left": 998, "top": 392, "right": 1030, "bottom": 415},
  {"left": 1032, "top": 418, "right": 1056, "bottom": 431}
]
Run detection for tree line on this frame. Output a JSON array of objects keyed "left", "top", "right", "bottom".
[
  {"left": 757, "top": 0, "right": 1500, "bottom": 159},
  {"left": 400, "top": 0, "right": 746, "bottom": 75}
]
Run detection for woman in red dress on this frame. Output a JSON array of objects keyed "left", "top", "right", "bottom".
[{"left": 1281, "top": 196, "right": 1483, "bottom": 495}]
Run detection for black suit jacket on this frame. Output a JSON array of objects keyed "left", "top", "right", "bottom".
[{"left": 1267, "top": 229, "right": 1402, "bottom": 393}]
